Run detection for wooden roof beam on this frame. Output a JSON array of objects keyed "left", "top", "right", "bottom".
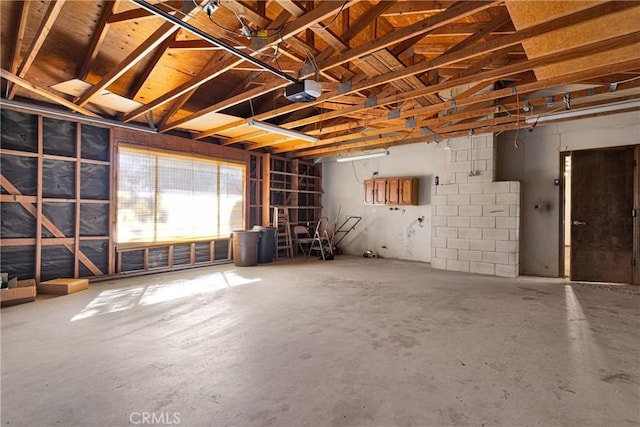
[
  {"left": 1, "top": 69, "right": 100, "bottom": 118},
  {"left": 149, "top": 2, "right": 357, "bottom": 128},
  {"left": 319, "top": 1, "right": 500, "bottom": 72},
  {"left": 106, "top": 1, "right": 183, "bottom": 24},
  {"left": 442, "top": 15, "right": 512, "bottom": 56},
  {"left": 126, "top": 31, "right": 177, "bottom": 100},
  {"left": 128, "top": 9, "right": 295, "bottom": 125},
  {"left": 7, "top": 0, "right": 66, "bottom": 100},
  {"left": 76, "top": 1, "right": 206, "bottom": 108},
  {"left": 305, "top": 89, "right": 640, "bottom": 159},
  {"left": 269, "top": 31, "right": 640, "bottom": 131},
  {"left": 382, "top": 1, "right": 456, "bottom": 17},
  {"left": 78, "top": 1, "right": 120, "bottom": 82},
  {"left": 281, "top": 59, "right": 640, "bottom": 156},
  {"left": 192, "top": 1, "right": 637, "bottom": 140},
  {"left": 5, "top": 0, "right": 30, "bottom": 98}
]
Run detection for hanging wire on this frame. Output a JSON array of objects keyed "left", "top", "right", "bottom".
[{"left": 311, "top": 1, "right": 348, "bottom": 30}]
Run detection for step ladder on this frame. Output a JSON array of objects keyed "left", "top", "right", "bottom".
[{"left": 273, "top": 207, "right": 294, "bottom": 259}]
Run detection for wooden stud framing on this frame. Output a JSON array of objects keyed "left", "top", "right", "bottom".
[
  {"left": 35, "top": 116, "right": 43, "bottom": 282},
  {"left": 635, "top": 145, "right": 639, "bottom": 285},
  {"left": 109, "top": 129, "right": 117, "bottom": 275},
  {"left": 262, "top": 153, "right": 271, "bottom": 226},
  {"left": 74, "top": 123, "right": 82, "bottom": 277}
]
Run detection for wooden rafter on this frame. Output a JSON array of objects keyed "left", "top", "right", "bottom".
[
  {"left": 6, "top": 0, "right": 30, "bottom": 97},
  {"left": 318, "top": 1, "right": 499, "bottom": 71},
  {"left": 78, "top": 0, "right": 121, "bottom": 82},
  {"left": 382, "top": 1, "right": 456, "bottom": 17},
  {"left": 1, "top": 69, "right": 100, "bottom": 118},
  {"left": 123, "top": 9, "right": 295, "bottom": 124},
  {"left": 195, "top": 0, "right": 638, "bottom": 142},
  {"left": 76, "top": 1, "right": 206, "bottom": 108},
  {"left": 285, "top": 59, "right": 640, "bottom": 157},
  {"left": 267, "top": 31, "right": 640, "bottom": 134},
  {"left": 106, "top": 0, "right": 183, "bottom": 24},
  {"left": 7, "top": 0, "right": 66, "bottom": 100},
  {"left": 131, "top": 2, "right": 356, "bottom": 126},
  {"left": 126, "top": 30, "right": 177, "bottom": 100}
]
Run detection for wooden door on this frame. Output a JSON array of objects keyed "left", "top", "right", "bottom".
[
  {"left": 386, "top": 179, "right": 400, "bottom": 204},
  {"left": 571, "top": 147, "right": 635, "bottom": 283}
]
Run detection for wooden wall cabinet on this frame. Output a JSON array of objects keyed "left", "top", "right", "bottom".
[
  {"left": 364, "top": 180, "right": 375, "bottom": 204},
  {"left": 364, "top": 177, "right": 419, "bottom": 205},
  {"left": 374, "top": 180, "right": 387, "bottom": 204}
]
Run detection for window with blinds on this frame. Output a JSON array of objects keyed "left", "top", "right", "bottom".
[{"left": 117, "top": 145, "right": 245, "bottom": 245}]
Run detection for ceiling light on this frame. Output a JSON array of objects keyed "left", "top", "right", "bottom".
[
  {"left": 336, "top": 150, "right": 389, "bottom": 163},
  {"left": 525, "top": 100, "right": 640, "bottom": 125},
  {"left": 247, "top": 119, "right": 318, "bottom": 143}
]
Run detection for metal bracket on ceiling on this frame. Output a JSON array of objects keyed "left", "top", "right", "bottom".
[
  {"left": 523, "top": 100, "right": 531, "bottom": 112},
  {"left": 609, "top": 82, "right": 618, "bottom": 92},
  {"left": 563, "top": 93, "right": 571, "bottom": 110},
  {"left": 388, "top": 109, "right": 401, "bottom": 120},
  {"left": 546, "top": 96, "right": 554, "bottom": 108},
  {"left": 338, "top": 81, "right": 351, "bottom": 95},
  {"left": 588, "top": 88, "right": 596, "bottom": 96},
  {"left": 365, "top": 97, "right": 377, "bottom": 108},
  {"left": 511, "top": 87, "right": 517, "bottom": 95},
  {"left": 450, "top": 99, "right": 456, "bottom": 108},
  {"left": 405, "top": 118, "right": 417, "bottom": 128},
  {"left": 420, "top": 126, "right": 432, "bottom": 136}
]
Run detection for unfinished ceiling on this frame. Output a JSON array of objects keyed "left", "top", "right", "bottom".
[{"left": 1, "top": 0, "right": 639, "bottom": 159}]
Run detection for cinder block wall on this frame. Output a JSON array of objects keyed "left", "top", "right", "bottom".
[{"left": 431, "top": 136, "right": 521, "bottom": 277}]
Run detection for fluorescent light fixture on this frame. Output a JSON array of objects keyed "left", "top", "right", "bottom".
[
  {"left": 525, "top": 99, "right": 640, "bottom": 124},
  {"left": 247, "top": 119, "right": 318, "bottom": 143},
  {"left": 336, "top": 150, "right": 389, "bottom": 162}
]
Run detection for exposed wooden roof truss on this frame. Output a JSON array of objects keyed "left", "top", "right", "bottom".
[{"left": 1, "top": 0, "right": 638, "bottom": 159}]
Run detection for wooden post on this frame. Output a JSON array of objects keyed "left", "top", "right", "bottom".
[
  {"left": 74, "top": 122, "right": 81, "bottom": 277},
  {"left": 108, "top": 129, "right": 116, "bottom": 275},
  {"left": 634, "top": 145, "right": 639, "bottom": 285},
  {"left": 262, "top": 153, "right": 271, "bottom": 226},
  {"left": 35, "top": 115, "right": 43, "bottom": 283}
]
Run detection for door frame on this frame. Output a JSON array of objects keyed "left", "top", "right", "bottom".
[
  {"left": 560, "top": 145, "right": 639, "bottom": 285},
  {"left": 634, "top": 145, "right": 639, "bottom": 285},
  {"left": 559, "top": 152, "right": 569, "bottom": 279}
]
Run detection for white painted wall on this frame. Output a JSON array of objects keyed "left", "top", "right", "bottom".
[
  {"left": 497, "top": 110, "right": 639, "bottom": 277},
  {"left": 322, "top": 142, "right": 451, "bottom": 262}
]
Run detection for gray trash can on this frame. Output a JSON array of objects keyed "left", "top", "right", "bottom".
[
  {"left": 232, "top": 230, "right": 260, "bottom": 267},
  {"left": 253, "top": 226, "right": 277, "bottom": 263}
]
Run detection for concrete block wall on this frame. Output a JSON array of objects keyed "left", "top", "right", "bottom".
[{"left": 431, "top": 136, "right": 521, "bottom": 277}]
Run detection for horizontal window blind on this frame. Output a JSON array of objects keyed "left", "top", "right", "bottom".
[{"left": 117, "top": 146, "right": 244, "bottom": 245}]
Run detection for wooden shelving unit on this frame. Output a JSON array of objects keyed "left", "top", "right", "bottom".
[{"left": 268, "top": 156, "right": 323, "bottom": 228}]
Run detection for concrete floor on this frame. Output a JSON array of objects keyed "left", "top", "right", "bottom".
[{"left": 1, "top": 256, "right": 639, "bottom": 427}]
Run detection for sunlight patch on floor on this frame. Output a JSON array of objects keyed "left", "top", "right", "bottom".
[{"left": 71, "top": 270, "right": 261, "bottom": 321}]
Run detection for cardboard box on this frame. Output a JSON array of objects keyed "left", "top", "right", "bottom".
[
  {"left": 38, "top": 278, "right": 89, "bottom": 295},
  {"left": 1, "top": 279, "right": 37, "bottom": 307}
]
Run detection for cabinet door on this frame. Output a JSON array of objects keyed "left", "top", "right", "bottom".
[
  {"left": 364, "top": 180, "right": 375, "bottom": 204},
  {"left": 399, "top": 178, "right": 419, "bottom": 205},
  {"left": 386, "top": 178, "right": 400, "bottom": 205},
  {"left": 374, "top": 180, "right": 387, "bottom": 204}
]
